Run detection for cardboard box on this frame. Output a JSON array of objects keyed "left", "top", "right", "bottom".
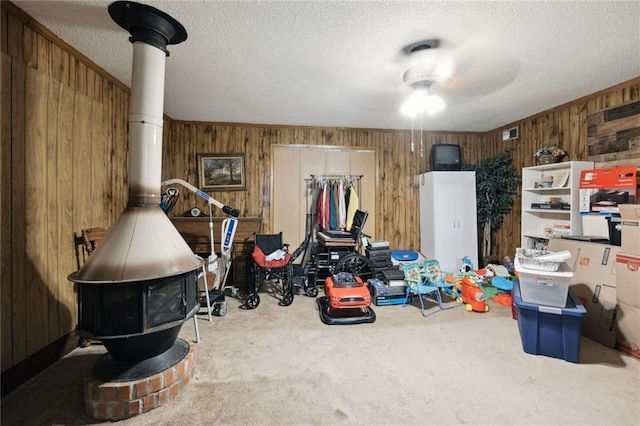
[
  {"left": 616, "top": 252, "right": 640, "bottom": 308},
  {"left": 547, "top": 239, "right": 620, "bottom": 347},
  {"left": 547, "top": 239, "right": 620, "bottom": 287},
  {"left": 574, "top": 283, "right": 618, "bottom": 348},
  {"left": 367, "top": 278, "right": 408, "bottom": 305},
  {"left": 619, "top": 204, "right": 640, "bottom": 255},
  {"left": 615, "top": 302, "right": 640, "bottom": 358},
  {"left": 579, "top": 166, "right": 637, "bottom": 214},
  {"left": 581, "top": 214, "right": 609, "bottom": 238}
]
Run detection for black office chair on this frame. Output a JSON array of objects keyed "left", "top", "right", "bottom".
[
  {"left": 316, "top": 209, "right": 369, "bottom": 248},
  {"left": 310, "top": 210, "right": 375, "bottom": 288}
]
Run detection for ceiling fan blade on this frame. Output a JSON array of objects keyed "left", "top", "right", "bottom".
[{"left": 433, "top": 41, "right": 521, "bottom": 104}]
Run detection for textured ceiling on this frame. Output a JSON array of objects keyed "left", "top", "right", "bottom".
[{"left": 13, "top": 0, "right": 640, "bottom": 132}]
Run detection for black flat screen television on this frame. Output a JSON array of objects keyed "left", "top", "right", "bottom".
[{"left": 431, "top": 144, "right": 462, "bottom": 171}]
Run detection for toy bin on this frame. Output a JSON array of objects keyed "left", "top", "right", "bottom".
[
  {"left": 513, "top": 281, "right": 586, "bottom": 363},
  {"left": 514, "top": 257, "right": 573, "bottom": 307}
]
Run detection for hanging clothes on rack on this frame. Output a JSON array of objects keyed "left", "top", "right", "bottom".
[
  {"left": 307, "top": 174, "right": 362, "bottom": 232},
  {"left": 328, "top": 182, "right": 337, "bottom": 230},
  {"left": 316, "top": 182, "right": 330, "bottom": 231},
  {"left": 346, "top": 183, "right": 359, "bottom": 229},
  {"left": 338, "top": 180, "right": 346, "bottom": 230},
  {"left": 344, "top": 184, "right": 351, "bottom": 215}
]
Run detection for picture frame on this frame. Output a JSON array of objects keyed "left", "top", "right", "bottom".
[
  {"left": 197, "top": 153, "right": 246, "bottom": 191},
  {"left": 552, "top": 171, "right": 570, "bottom": 188}
]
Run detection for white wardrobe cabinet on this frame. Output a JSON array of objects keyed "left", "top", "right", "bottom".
[{"left": 419, "top": 171, "right": 478, "bottom": 273}]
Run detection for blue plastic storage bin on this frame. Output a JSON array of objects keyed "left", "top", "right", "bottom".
[{"left": 513, "top": 281, "right": 586, "bottom": 363}]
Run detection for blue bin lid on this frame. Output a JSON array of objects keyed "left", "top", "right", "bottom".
[
  {"left": 513, "top": 281, "right": 586, "bottom": 316},
  {"left": 391, "top": 250, "right": 419, "bottom": 261}
]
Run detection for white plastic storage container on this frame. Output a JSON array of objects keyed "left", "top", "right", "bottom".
[
  {"left": 515, "top": 257, "right": 574, "bottom": 307},
  {"left": 515, "top": 248, "right": 571, "bottom": 272}
]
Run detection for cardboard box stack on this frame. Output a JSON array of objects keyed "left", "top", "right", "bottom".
[
  {"left": 547, "top": 239, "right": 620, "bottom": 348},
  {"left": 615, "top": 204, "right": 640, "bottom": 359}
]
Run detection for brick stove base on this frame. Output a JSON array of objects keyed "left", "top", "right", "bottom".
[{"left": 84, "top": 340, "right": 195, "bottom": 421}]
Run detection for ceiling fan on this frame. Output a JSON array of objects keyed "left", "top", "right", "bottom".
[
  {"left": 398, "top": 38, "right": 521, "bottom": 117},
  {"left": 399, "top": 39, "right": 449, "bottom": 117}
]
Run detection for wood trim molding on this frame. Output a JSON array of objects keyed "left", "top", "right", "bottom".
[
  {"left": 1, "top": 332, "right": 80, "bottom": 397},
  {"left": 2, "top": 1, "right": 131, "bottom": 94},
  {"left": 496, "top": 76, "right": 640, "bottom": 131}
]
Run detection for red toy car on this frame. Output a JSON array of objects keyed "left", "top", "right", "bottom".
[
  {"left": 317, "top": 272, "right": 376, "bottom": 325},
  {"left": 457, "top": 276, "right": 490, "bottom": 312},
  {"left": 324, "top": 272, "right": 371, "bottom": 309}
]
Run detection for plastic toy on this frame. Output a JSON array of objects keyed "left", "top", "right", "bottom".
[
  {"left": 460, "top": 256, "right": 474, "bottom": 274},
  {"left": 443, "top": 274, "right": 463, "bottom": 299},
  {"left": 472, "top": 267, "right": 494, "bottom": 282},
  {"left": 325, "top": 272, "right": 371, "bottom": 309},
  {"left": 457, "top": 256, "right": 494, "bottom": 283},
  {"left": 457, "top": 276, "right": 490, "bottom": 312},
  {"left": 486, "top": 256, "right": 517, "bottom": 306},
  {"left": 317, "top": 272, "right": 376, "bottom": 325},
  {"left": 491, "top": 276, "right": 514, "bottom": 306}
]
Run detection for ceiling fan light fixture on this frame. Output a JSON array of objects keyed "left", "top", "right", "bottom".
[{"left": 400, "top": 86, "right": 445, "bottom": 117}]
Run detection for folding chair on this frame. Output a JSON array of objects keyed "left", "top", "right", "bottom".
[
  {"left": 402, "top": 261, "right": 456, "bottom": 317},
  {"left": 422, "top": 259, "right": 461, "bottom": 311}
]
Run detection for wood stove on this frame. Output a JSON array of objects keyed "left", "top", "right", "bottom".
[{"left": 68, "top": 1, "right": 201, "bottom": 382}]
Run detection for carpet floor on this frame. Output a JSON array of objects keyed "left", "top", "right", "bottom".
[{"left": 2, "top": 284, "right": 639, "bottom": 425}]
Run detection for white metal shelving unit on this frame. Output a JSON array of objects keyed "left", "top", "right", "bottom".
[{"left": 521, "top": 161, "right": 594, "bottom": 249}]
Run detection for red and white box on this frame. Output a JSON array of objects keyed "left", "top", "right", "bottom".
[{"left": 579, "top": 166, "right": 637, "bottom": 214}]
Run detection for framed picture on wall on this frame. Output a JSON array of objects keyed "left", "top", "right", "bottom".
[{"left": 197, "top": 153, "right": 246, "bottom": 191}]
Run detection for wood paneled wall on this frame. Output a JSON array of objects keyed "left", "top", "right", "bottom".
[
  {"left": 164, "top": 123, "right": 482, "bottom": 251},
  {"left": 1, "top": 0, "right": 639, "bottom": 392},
  {"left": 0, "top": 2, "right": 174, "bottom": 377},
  {"left": 487, "top": 80, "right": 640, "bottom": 261}
]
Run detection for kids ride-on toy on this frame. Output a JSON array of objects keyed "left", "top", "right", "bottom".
[
  {"left": 443, "top": 274, "right": 463, "bottom": 299},
  {"left": 457, "top": 276, "right": 490, "bottom": 313},
  {"left": 317, "top": 272, "right": 376, "bottom": 325}
]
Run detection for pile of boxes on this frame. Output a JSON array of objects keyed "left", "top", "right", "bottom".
[
  {"left": 366, "top": 247, "right": 426, "bottom": 306},
  {"left": 547, "top": 238, "right": 619, "bottom": 347},
  {"left": 579, "top": 165, "right": 637, "bottom": 242},
  {"left": 365, "top": 240, "right": 393, "bottom": 276},
  {"left": 545, "top": 203, "right": 640, "bottom": 359},
  {"left": 365, "top": 241, "right": 407, "bottom": 306},
  {"left": 615, "top": 205, "right": 640, "bottom": 357}
]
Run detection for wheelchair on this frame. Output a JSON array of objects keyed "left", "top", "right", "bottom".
[
  {"left": 306, "top": 209, "right": 376, "bottom": 289},
  {"left": 244, "top": 233, "right": 311, "bottom": 309}
]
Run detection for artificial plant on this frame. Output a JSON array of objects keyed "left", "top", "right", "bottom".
[{"left": 463, "top": 150, "right": 519, "bottom": 262}]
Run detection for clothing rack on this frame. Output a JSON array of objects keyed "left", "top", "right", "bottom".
[
  {"left": 308, "top": 174, "right": 363, "bottom": 179},
  {"left": 307, "top": 174, "right": 363, "bottom": 185},
  {"left": 304, "top": 174, "right": 363, "bottom": 235},
  {"left": 305, "top": 175, "right": 362, "bottom": 206}
]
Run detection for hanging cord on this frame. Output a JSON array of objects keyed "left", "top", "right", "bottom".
[
  {"left": 420, "top": 113, "right": 424, "bottom": 158},
  {"left": 410, "top": 117, "right": 415, "bottom": 153}
]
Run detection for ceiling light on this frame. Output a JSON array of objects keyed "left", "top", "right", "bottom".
[{"left": 400, "top": 84, "right": 445, "bottom": 118}]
